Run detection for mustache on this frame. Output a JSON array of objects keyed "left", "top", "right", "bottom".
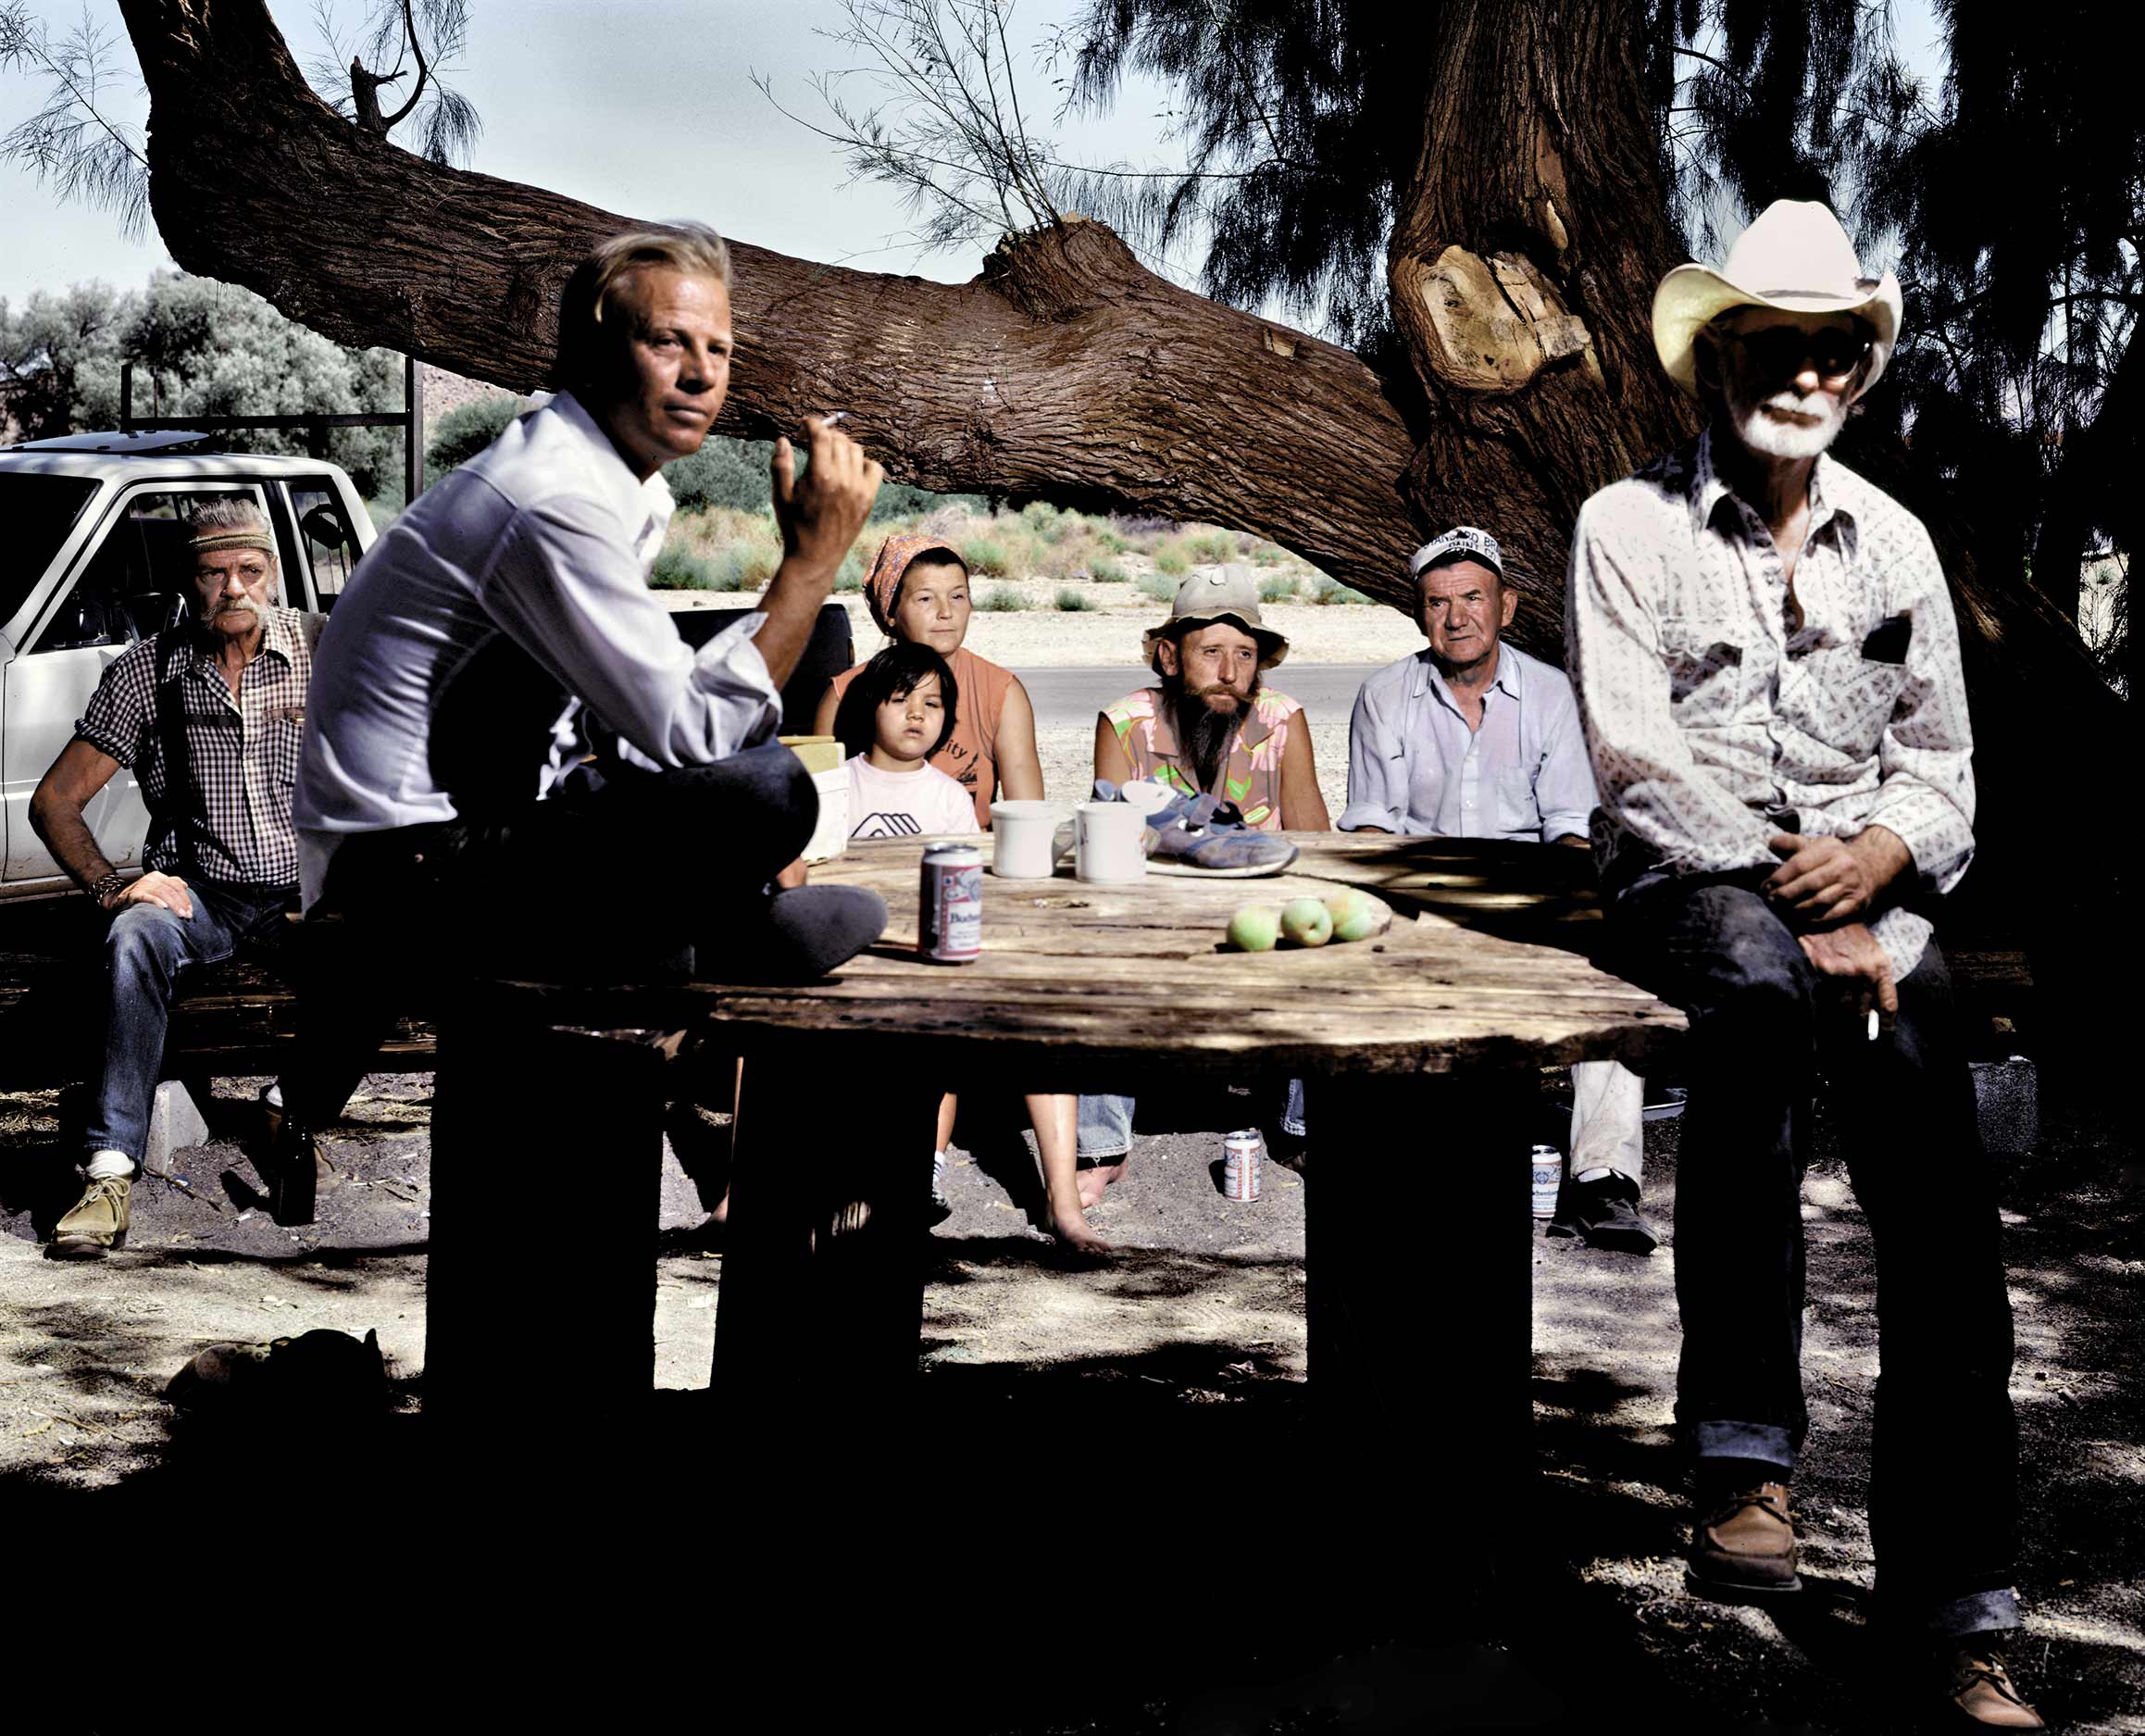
[
  {"left": 201, "top": 596, "right": 264, "bottom": 624},
  {"left": 1760, "top": 390, "right": 1838, "bottom": 419}
]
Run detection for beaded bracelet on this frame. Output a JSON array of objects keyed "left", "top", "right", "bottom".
[{"left": 85, "top": 870, "right": 128, "bottom": 908}]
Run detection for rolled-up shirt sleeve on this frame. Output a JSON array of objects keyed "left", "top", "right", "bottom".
[
  {"left": 1857, "top": 527, "right": 1977, "bottom": 893},
  {"left": 1337, "top": 671, "right": 1404, "bottom": 832},
  {"left": 482, "top": 496, "right": 780, "bottom": 767},
  {"left": 1565, "top": 501, "right": 1777, "bottom": 873},
  {"left": 1532, "top": 680, "right": 1597, "bottom": 843}
]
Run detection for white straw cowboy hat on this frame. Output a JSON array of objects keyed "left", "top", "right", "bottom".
[
  {"left": 1652, "top": 199, "right": 1903, "bottom": 401},
  {"left": 1141, "top": 565, "right": 1290, "bottom": 672}
]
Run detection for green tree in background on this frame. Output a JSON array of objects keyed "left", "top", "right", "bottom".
[{"left": 1, "top": 272, "right": 405, "bottom": 497}]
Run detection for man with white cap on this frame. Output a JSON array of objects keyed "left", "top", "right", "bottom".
[
  {"left": 1341, "top": 526, "right": 1655, "bottom": 1253},
  {"left": 1565, "top": 200, "right": 2040, "bottom": 1729}
]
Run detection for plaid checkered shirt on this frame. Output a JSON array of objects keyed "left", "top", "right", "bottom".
[{"left": 75, "top": 606, "right": 320, "bottom": 890}]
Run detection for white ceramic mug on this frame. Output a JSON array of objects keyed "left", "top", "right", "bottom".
[
  {"left": 989, "top": 800, "right": 1054, "bottom": 878},
  {"left": 1074, "top": 801, "right": 1148, "bottom": 884}
]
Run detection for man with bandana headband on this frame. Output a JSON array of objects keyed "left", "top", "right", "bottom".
[{"left": 31, "top": 496, "right": 323, "bottom": 1258}]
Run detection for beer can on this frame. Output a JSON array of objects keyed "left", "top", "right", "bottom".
[
  {"left": 1530, "top": 1143, "right": 1562, "bottom": 1219},
  {"left": 919, "top": 843, "right": 983, "bottom": 964},
  {"left": 1223, "top": 1129, "right": 1263, "bottom": 1202}
]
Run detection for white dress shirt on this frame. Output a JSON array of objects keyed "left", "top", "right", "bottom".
[
  {"left": 1565, "top": 429, "right": 1976, "bottom": 979},
  {"left": 1338, "top": 640, "right": 1594, "bottom": 841},
  {"left": 294, "top": 392, "right": 779, "bottom": 904}
]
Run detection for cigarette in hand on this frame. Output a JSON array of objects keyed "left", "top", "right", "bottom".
[
  {"left": 1866, "top": 1007, "right": 1879, "bottom": 1042},
  {"left": 818, "top": 411, "right": 848, "bottom": 426}
]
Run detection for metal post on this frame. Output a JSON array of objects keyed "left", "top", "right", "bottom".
[
  {"left": 119, "top": 361, "right": 134, "bottom": 433},
  {"left": 404, "top": 354, "right": 425, "bottom": 503}
]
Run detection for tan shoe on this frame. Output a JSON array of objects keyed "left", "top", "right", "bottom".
[
  {"left": 1938, "top": 1638, "right": 2046, "bottom": 1731},
  {"left": 51, "top": 1174, "right": 131, "bottom": 1259},
  {"left": 1687, "top": 1480, "right": 1802, "bottom": 1601}
]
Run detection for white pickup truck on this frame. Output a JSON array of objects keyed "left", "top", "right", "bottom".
[{"left": 0, "top": 431, "right": 374, "bottom": 900}]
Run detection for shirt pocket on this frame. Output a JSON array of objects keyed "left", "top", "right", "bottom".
[
  {"left": 268, "top": 712, "right": 304, "bottom": 788},
  {"left": 1659, "top": 617, "right": 1749, "bottom": 726},
  {"left": 1790, "top": 645, "right": 1911, "bottom": 762},
  {"left": 1494, "top": 765, "right": 1540, "bottom": 834}
]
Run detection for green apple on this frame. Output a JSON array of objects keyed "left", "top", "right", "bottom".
[
  {"left": 1226, "top": 905, "right": 1282, "bottom": 952},
  {"left": 1280, "top": 896, "right": 1333, "bottom": 947},
  {"left": 1325, "top": 888, "right": 1391, "bottom": 943}
]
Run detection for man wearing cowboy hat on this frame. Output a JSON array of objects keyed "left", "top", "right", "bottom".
[
  {"left": 30, "top": 496, "right": 323, "bottom": 1257},
  {"left": 1342, "top": 525, "right": 1657, "bottom": 1255},
  {"left": 1565, "top": 200, "right": 2040, "bottom": 1728}
]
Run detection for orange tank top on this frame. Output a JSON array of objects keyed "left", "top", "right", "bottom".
[{"left": 827, "top": 644, "right": 1016, "bottom": 829}]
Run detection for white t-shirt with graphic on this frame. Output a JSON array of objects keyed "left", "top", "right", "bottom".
[{"left": 845, "top": 755, "right": 980, "bottom": 840}]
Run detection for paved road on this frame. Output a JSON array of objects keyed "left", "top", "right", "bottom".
[{"left": 1011, "top": 664, "right": 1380, "bottom": 731}]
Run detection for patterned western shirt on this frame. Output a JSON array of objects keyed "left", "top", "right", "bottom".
[
  {"left": 1565, "top": 429, "right": 1975, "bottom": 980},
  {"left": 75, "top": 606, "right": 319, "bottom": 890}
]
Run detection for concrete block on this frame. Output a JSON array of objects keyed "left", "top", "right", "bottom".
[
  {"left": 1971, "top": 1055, "right": 2039, "bottom": 1156},
  {"left": 142, "top": 1078, "right": 212, "bottom": 1178}
]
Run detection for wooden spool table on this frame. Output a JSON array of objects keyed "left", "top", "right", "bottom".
[{"left": 426, "top": 832, "right": 1684, "bottom": 1542}]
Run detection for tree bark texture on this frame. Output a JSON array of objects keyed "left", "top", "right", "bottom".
[{"left": 114, "top": 0, "right": 2119, "bottom": 937}]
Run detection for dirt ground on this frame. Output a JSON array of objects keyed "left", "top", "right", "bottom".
[{"left": 2, "top": 1055, "right": 2136, "bottom": 1732}]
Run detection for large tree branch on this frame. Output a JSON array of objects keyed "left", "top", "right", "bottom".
[{"left": 115, "top": 0, "right": 1429, "bottom": 612}]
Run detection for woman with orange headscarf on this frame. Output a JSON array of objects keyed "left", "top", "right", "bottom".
[{"left": 812, "top": 534, "right": 1043, "bottom": 824}]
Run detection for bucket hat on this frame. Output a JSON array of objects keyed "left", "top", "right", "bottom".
[
  {"left": 1141, "top": 565, "right": 1289, "bottom": 671},
  {"left": 1651, "top": 199, "right": 1902, "bottom": 401}
]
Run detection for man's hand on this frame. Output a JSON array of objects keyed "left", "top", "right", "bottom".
[
  {"left": 117, "top": 870, "right": 193, "bottom": 919},
  {"left": 1796, "top": 921, "right": 1897, "bottom": 1016},
  {"left": 770, "top": 416, "right": 884, "bottom": 581},
  {"left": 1764, "top": 825, "right": 1910, "bottom": 925}
]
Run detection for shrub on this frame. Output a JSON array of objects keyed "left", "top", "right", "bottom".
[
  {"left": 1154, "top": 540, "right": 1190, "bottom": 577},
  {"left": 1259, "top": 573, "right": 1300, "bottom": 603},
  {"left": 1096, "top": 527, "right": 1129, "bottom": 555},
  {"left": 1054, "top": 587, "right": 1097, "bottom": 611},
  {"left": 650, "top": 546, "right": 717, "bottom": 591},
  {"left": 1311, "top": 576, "right": 1375, "bottom": 606},
  {"left": 664, "top": 437, "right": 781, "bottom": 513},
  {"left": 833, "top": 554, "right": 866, "bottom": 593},
  {"left": 1137, "top": 573, "right": 1178, "bottom": 603},
  {"left": 1249, "top": 544, "right": 1283, "bottom": 566},
  {"left": 978, "top": 585, "right": 1029, "bottom": 611},
  {"left": 710, "top": 543, "right": 777, "bottom": 592},
  {"left": 965, "top": 536, "right": 1016, "bottom": 577},
  {"left": 1089, "top": 558, "right": 1129, "bottom": 582},
  {"left": 1019, "top": 500, "right": 1067, "bottom": 543},
  {"left": 1186, "top": 528, "right": 1237, "bottom": 564},
  {"left": 425, "top": 394, "right": 524, "bottom": 475}
]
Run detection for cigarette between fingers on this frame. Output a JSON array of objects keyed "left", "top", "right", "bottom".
[{"left": 1866, "top": 1007, "right": 1879, "bottom": 1042}]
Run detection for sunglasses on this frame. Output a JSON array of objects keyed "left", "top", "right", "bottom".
[{"left": 1726, "top": 325, "right": 1874, "bottom": 383}]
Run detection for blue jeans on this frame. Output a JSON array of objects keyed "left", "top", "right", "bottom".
[
  {"left": 88, "top": 880, "right": 293, "bottom": 1163},
  {"left": 1076, "top": 1078, "right": 1306, "bottom": 1160},
  {"left": 1612, "top": 868, "right": 2020, "bottom": 1636}
]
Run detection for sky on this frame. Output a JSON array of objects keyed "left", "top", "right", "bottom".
[{"left": 0, "top": 0, "right": 1950, "bottom": 314}]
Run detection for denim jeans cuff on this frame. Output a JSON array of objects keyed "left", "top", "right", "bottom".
[{"left": 1690, "top": 1420, "right": 1797, "bottom": 1474}]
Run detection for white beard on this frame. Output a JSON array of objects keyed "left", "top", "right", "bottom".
[{"left": 1730, "top": 384, "right": 1847, "bottom": 461}]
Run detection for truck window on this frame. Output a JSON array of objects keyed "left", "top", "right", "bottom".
[
  {"left": 289, "top": 481, "right": 360, "bottom": 605},
  {"left": 0, "top": 474, "right": 101, "bottom": 628},
  {"left": 32, "top": 489, "right": 256, "bottom": 652}
]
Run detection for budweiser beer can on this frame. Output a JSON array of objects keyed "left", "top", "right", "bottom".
[
  {"left": 1530, "top": 1143, "right": 1562, "bottom": 1219},
  {"left": 919, "top": 843, "right": 984, "bottom": 963},
  {"left": 1222, "top": 1130, "right": 1263, "bottom": 1202}
]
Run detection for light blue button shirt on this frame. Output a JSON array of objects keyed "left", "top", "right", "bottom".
[{"left": 1338, "top": 640, "right": 1595, "bottom": 841}]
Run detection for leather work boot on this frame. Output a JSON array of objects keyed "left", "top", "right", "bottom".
[
  {"left": 1934, "top": 1636, "right": 2047, "bottom": 1731},
  {"left": 50, "top": 1174, "right": 131, "bottom": 1259},
  {"left": 1687, "top": 1480, "right": 1802, "bottom": 1601}
]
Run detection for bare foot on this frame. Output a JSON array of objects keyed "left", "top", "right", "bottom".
[
  {"left": 1077, "top": 1160, "right": 1127, "bottom": 1208},
  {"left": 1051, "top": 1204, "right": 1112, "bottom": 1256}
]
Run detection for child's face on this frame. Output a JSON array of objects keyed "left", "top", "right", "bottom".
[
  {"left": 874, "top": 674, "right": 944, "bottom": 760},
  {"left": 894, "top": 560, "right": 971, "bottom": 656}
]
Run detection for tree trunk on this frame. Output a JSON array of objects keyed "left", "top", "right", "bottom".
[{"left": 111, "top": 0, "right": 2121, "bottom": 951}]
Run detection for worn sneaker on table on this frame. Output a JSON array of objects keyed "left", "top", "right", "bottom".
[
  {"left": 1687, "top": 1479, "right": 1802, "bottom": 1601},
  {"left": 51, "top": 1174, "right": 131, "bottom": 1259},
  {"left": 1145, "top": 792, "right": 1298, "bottom": 873},
  {"left": 1932, "top": 1635, "right": 2046, "bottom": 1731},
  {"left": 1547, "top": 1170, "right": 1660, "bottom": 1255}
]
